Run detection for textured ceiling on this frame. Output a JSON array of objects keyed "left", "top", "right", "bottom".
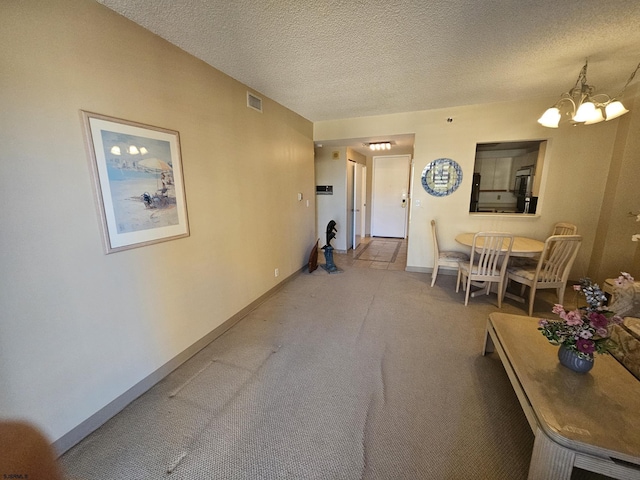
[{"left": 97, "top": 0, "right": 640, "bottom": 126}]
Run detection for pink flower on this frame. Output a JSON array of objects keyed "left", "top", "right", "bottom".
[
  {"left": 576, "top": 338, "right": 596, "bottom": 354},
  {"left": 588, "top": 312, "right": 608, "bottom": 329},
  {"left": 538, "top": 319, "right": 549, "bottom": 327},
  {"left": 573, "top": 285, "right": 581, "bottom": 291},
  {"left": 612, "top": 315, "right": 624, "bottom": 324},
  {"left": 596, "top": 327, "right": 609, "bottom": 337},
  {"left": 552, "top": 304, "right": 566, "bottom": 315},
  {"left": 564, "top": 310, "right": 583, "bottom": 326},
  {"left": 615, "top": 272, "right": 634, "bottom": 286}
]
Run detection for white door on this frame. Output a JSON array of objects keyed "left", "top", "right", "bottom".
[
  {"left": 371, "top": 155, "right": 410, "bottom": 238},
  {"left": 353, "top": 163, "right": 364, "bottom": 249}
]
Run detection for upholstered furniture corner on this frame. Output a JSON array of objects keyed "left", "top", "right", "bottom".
[{"left": 608, "top": 281, "right": 640, "bottom": 381}]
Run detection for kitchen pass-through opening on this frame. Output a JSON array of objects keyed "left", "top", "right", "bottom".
[{"left": 469, "top": 140, "right": 546, "bottom": 214}]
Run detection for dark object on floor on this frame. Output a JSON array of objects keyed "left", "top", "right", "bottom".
[
  {"left": 0, "top": 421, "right": 64, "bottom": 480},
  {"left": 308, "top": 239, "right": 319, "bottom": 273}
]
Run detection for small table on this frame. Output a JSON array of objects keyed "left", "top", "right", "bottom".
[
  {"left": 455, "top": 233, "right": 545, "bottom": 258},
  {"left": 484, "top": 313, "right": 640, "bottom": 479}
]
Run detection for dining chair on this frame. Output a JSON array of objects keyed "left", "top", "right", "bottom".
[
  {"left": 504, "top": 234, "right": 582, "bottom": 316},
  {"left": 513, "top": 221, "right": 578, "bottom": 268},
  {"left": 430, "top": 220, "right": 470, "bottom": 287},
  {"left": 456, "top": 232, "right": 514, "bottom": 307},
  {"left": 552, "top": 222, "right": 578, "bottom": 235}
]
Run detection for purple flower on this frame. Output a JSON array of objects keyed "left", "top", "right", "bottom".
[
  {"left": 588, "top": 312, "right": 608, "bottom": 329},
  {"left": 576, "top": 338, "right": 596, "bottom": 354},
  {"left": 538, "top": 319, "right": 549, "bottom": 327},
  {"left": 612, "top": 315, "right": 624, "bottom": 325},
  {"left": 596, "top": 327, "right": 609, "bottom": 337}
]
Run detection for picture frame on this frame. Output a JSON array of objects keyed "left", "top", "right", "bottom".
[{"left": 81, "top": 111, "right": 189, "bottom": 253}]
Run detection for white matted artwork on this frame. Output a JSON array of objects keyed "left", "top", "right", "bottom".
[{"left": 82, "top": 111, "right": 189, "bottom": 253}]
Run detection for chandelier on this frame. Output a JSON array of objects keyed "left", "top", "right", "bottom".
[{"left": 538, "top": 60, "right": 640, "bottom": 128}]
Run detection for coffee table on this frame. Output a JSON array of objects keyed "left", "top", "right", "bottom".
[{"left": 484, "top": 312, "right": 640, "bottom": 479}]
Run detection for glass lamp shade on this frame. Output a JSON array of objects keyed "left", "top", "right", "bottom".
[
  {"left": 110, "top": 146, "right": 121, "bottom": 155},
  {"left": 537, "top": 107, "right": 561, "bottom": 128},
  {"left": 127, "top": 145, "right": 140, "bottom": 155},
  {"left": 573, "top": 101, "right": 597, "bottom": 123},
  {"left": 605, "top": 101, "right": 629, "bottom": 120},
  {"left": 584, "top": 107, "right": 605, "bottom": 124}
]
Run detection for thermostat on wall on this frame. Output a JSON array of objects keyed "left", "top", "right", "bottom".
[{"left": 316, "top": 185, "right": 333, "bottom": 195}]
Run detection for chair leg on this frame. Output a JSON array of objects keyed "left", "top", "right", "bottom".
[
  {"left": 557, "top": 285, "right": 566, "bottom": 306},
  {"left": 464, "top": 277, "right": 471, "bottom": 305},
  {"left": 456, "top": 268, "right": 462, "bottom": 292},
  {"left": 431, "top": 265, "right": 439, "bottom": 287},
  {"left": 528, "top": 285, "right": 537, "bottom": 317},
  {"left": 497, "top": 279, "right": 503, "bottom": 308}
]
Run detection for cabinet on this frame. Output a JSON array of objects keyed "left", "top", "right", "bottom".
[{"left": 477, "top": 158, "right": 512, "bottom": 191}]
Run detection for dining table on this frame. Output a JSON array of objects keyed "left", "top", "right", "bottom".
[
  {"left": 455, "top": 232, "right": 546, "bottom": 301},
  {"left": 455, "top": 233, "right": 545, "bottom": 258}
]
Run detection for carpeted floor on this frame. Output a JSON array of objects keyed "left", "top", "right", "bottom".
[{"left": 59, "top": 249, "right": 610, "bottom": 479}]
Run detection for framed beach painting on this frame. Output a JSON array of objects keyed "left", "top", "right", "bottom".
[{"left": 82, "top": 111, "right": 189, "bottom": 253}]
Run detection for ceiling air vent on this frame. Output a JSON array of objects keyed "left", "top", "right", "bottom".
[{"left": 247, "top": 92, "right": 263, "bottom": 113}]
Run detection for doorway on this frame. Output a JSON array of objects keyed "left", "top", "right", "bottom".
[{"left": 371, "top": 155, "right": 411, "bottom": 238}]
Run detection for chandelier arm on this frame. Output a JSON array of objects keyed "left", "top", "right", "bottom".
[{"left": 555, "top": 95, "right": 576, "bottom": 111}]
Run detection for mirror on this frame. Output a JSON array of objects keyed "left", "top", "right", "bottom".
[
  {"left": 421, "top": 158, "right": 463, "bottom": 197},
  {"left": 469, "top": 141, "right": 545, "bottom": 214}
]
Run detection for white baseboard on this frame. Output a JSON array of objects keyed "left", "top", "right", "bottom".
[{"left": 53, "top": 267, "right": 304, "bottom": 456}]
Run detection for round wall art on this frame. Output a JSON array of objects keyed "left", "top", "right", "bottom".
[{"left": 421, "top": 158, "right": 463, "bottom": 197}]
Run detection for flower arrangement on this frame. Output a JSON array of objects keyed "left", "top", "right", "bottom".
[{"left": 538, "top": 276, "right": 627, "bottom": 359}]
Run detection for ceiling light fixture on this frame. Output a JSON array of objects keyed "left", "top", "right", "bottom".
[
  {"left": 367, "top": 142, "right": 392, "bottom": 151},
  {"left": 538, "top": 59, "right": 640, "bottom": 128}
]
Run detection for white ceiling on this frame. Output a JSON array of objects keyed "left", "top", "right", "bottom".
[{"left": 97, "top": 0, "right": 640, "bottom": 152}]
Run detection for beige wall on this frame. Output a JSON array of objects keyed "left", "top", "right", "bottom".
[
  {"left": 0, "top": 0, "right": 315, "bottom": 445},
  {"left": 591, "top": 84, "right": 640, "bottom": 280},
  {"left": 315, "top": 147, "right": 347, "bottom": 250},
  {"left": 315, "top": 95, "right": 640, "bottom": 282}
]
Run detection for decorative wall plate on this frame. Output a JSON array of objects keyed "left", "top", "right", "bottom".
[{"left": 421, "top": 158, "right": 463, "bottom": 197}]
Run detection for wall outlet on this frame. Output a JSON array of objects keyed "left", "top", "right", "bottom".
[{"left": 274, "top": 268, "right": 279, "bottom": 277}]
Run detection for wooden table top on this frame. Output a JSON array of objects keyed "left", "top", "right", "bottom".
[
  {"left": 455, "top": 232, "right": 545, "bottom": 257},
  {"left": 488, "top": 312, "right": 640, "bottom": 465}
]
